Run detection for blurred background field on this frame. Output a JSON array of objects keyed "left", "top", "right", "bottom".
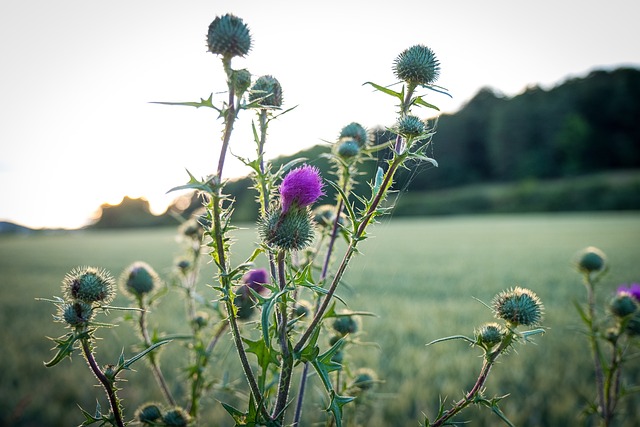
[{"left": 2, "top": 212, "right": 640, "bottom": 426}]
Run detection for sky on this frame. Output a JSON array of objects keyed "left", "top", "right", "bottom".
[{"left": 1, "top": 0, "right": 639, "bottom": 229}]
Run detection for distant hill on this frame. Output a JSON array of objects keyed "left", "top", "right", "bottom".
[{"left": 0, "top": 221, "right": 34, "bottom": 234}]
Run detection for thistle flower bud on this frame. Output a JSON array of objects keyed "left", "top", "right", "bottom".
[
  {"left": 337, "top": 138, "right": 360, "bottom": 159},
  {"left": 352, "top": 368, "right": 377, "bottom": 391},
  {"left": 313, "top": 204, "right": 346, "bottom": 229},
  {"left": 279, "top": 164, "right": 324, "bottom": 213},
  {"left": 492, "top": 286, "right": 544, "bottom": 327},
  {"left": 60, "top": 301, "right": 94, "bottom": 327},
  {"left": 232, "top": 68, "right": 252, "bottom": 96},
  {"left": 162, "top": 407, "right": 191, "bottom": 427},
  {"left": 242, "top": 268, "right": 269, "bottom": 295},
  {"left": 575, "top": 246, "right": 607, "bottom": 274},
  {"left": 249, "top": 75, "right": 283, "bottom": 108},
  {"left": 609, "top": 293, "right": 638, "bottom": 318},
  {"left": 393, "top": 44, "right": 440, "bottom": 87},
  {"left": 63, "top": 266, "right": 115, "bottom": 304},
  {"left": 332, "top": 314, "right": 359, "bottom": 336},
  {"left": 396, "top": 115, "right": 426, "bottom": 138},
  {"left": 339, "top": 122, "right": 369, "bottom": 147},
  {"left": 207, "top": 14, "right": 251, "bottom": 58},
  {"left": 258, "top": 207, "right": 315, "bottom": 251},
  {"left": 294, "top": 300, "right": 312, "bottom": 318},
  {"left": 191, "top": 311, "right": 209, "bottom": 330},
  {"left": 234, "top": 285, "right": 260, "bottom": 320},
  {"left": 120, "top": 261, "right": 159, "bottom": 298},
  {"left": 475, "top": 322, "right": 505, "bottom": 349},
  {"left": 136, "top": 403, "right": 163, "bottom": 424}
]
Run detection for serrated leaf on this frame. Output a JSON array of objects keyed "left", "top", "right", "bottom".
[
  {"left": 167, "top": 169, "right": 213, "bottom": 193},
  {"left": 151, "top": 93, "right": 222, "bottom": 111},
  {"left": 44, "top": 331, "right": 90, "bottom": 367},
  {"left": 118, "top": 339, "right": 172, "bottom": 372}
]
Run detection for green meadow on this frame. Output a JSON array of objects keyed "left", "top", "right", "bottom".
[{"left": 2, "top": 213, "right": 640, "bottom": 426}]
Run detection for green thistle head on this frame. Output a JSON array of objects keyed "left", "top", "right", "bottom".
[
  {"left": 393, "top": 44, "right": 440, "bottom": 87},
  {"left": 395, "top": 115, "right": 426, "bottom": 138},
  {"left": 232, "top": 68, "right": 252, "bottom": 96},
  {"left": 258, "top": 207, "right": 315, "bottom": 251},
  {"left": 575, "top": 246, "right": 607, "bottom": 274},
  {"left": 337, "top": 138, "right": 360, "bottom": 159},
  {"left": 207, "top": 14, "right": 252, "bottom": 58},
  {"left": 339, "top": 122, "right": 369, "bottom": 147},
  {"left": 492, "top": 286, "right": 544, "bottom": 327},
  {"left": 62, "top": 266, "right": 115, "bottom": 304},
  {"left": 332, "top": 314, "right": 359, "bottom": 336},
  {"left": 162, "top": 407, "right": 191, "bottom": 427},
  {"left": 249, "top": 75, "right": 283, "bottom": 108},
  {"left": 610, "top": 293, "right": 638, "bottom": 318},
  {"left": 120, "top": 261, "right": 159, "bottom": 299},
  {"left": 475, "top": 322, "right": 506, "bottom": 349},
  {"left": 60, "top": 301, "right": 95, "bottom": 328},
  {"left": 352, "top": 368, "right": 377, "bottom": 391},
  {"left": 136, "top": 403, "right": 163, "bottom": 424}
]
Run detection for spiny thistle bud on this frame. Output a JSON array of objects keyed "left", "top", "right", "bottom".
[
  {"left": 313, "top": 204, "right": 345, "bottom": 229},
  {"left": 232, "top": 68, "right": 252, "bottom": 96},
  {"left": 162, "top": 407, "right": 191, "bottom": 427},
  {"left": 63, "top": 266, "right": 115, "bottom": 304},
  {"left": 339, "top": 122, "right": 369, "bottom": 147},
  {"left": 492, "top": 286, "right": 544, "bottom": 327},
  {"left": 575, "top": 246, "right": 607, "bottom": 274},
  {"left": 191, "top": 311, "right": 209, "bottom": 330},
  {"left": 626, "top": 311, "right": 640, "bottom": 336},
  {"left": 60, "top": 301, "right": 94, "bottom": 327},
  {"left": 259, "top": 207, "right": 316, "bottom": 251},
  {"left": 294, "top": 300, "right": 312, "bottom": 318},
  {"left": 352, "top": 368, "right": 377, "bottom": 391},
  {"left": 337, "top": 138, "right": 360, "bottom": 159},
  {"left": 332, "top": 314, "right": 359, "bottom": 336},
  {"left": 249, "top": 75, "right": 283, "bottom": 108},
  {"left": 136, "top": 403, "right": 163, "bottom": 424},
  {"left": 393, "top": 44, "right": 440, "bottom": 87},
  {"left": 207, "top": 14, "right": 251, "bottom": 58},
  {"left": 396, "top": 115, "right": 426, "bottom": 138},
  {"left": 475, "top": 322, "right": 506, "bottom": 349},
  {"left": 120, "top": 261, "right": 159, "bottom": 298},
  {"left": 242, "top": 268, "right": 269, "bottom": 295},
  {"left": 279, "top": 164, "right": 324, "bottom": 213},
  {"left": 610, "top": 293, "right": 638, "bottom": 318}
]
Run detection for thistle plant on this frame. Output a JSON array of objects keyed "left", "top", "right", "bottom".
[
  {"left": 573, "top": 246, "right": 640, "bottom": 426},
  {"left": 40, "top": 13, "right": 550, "bottom": 427},
  {"left": 425, "top": 287, "right": 545, "bottom": 426}
]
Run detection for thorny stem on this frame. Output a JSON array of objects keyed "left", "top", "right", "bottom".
[
  {"left": 295, "top": 154, "right": 404, "bottom": 354},
  {"left": 138, "top": 299, "right": 176, "bottom": 407},
  {"left": 431, "top": 333, "right": 512, "bottom": 427},
  {"left": 273, "top": 250, "right": 293, "bottom": 422},
  {"left": 293, "top": 192, "right": 347, "bottom": 426},
  {"left": 80, "top": 337, "right": 125, "bottom": 427},
  {"left": 583, "top": 272, "right": 608, "bottom": 424},
  {"left": 210, "top": 59, "right": 268, "bottom": 419}
]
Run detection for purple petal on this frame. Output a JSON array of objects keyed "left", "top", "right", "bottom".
[{"left": 280, "top": 165, "right": 324, "bottom": 212}]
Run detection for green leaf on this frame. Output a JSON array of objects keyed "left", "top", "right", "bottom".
[
  {"left": 44, "top": 331, "right": 90, "bottom": 367},
  {"left": 426, "top": 335, "right": 476, "bottom": 346},
  {"left": 117, "top": 339, "right": 172, "bottom": 372},
  {"left": 167, "top": 169, "right": 215, "bottom": 193},
  {"left": 363, "top": 81, "right": 403, "bottom": 101},
  {"left": 151, "top": 93, "right": 222, "bottom": 111},
  {"left": 413, "top": 95, "right": 440, "bottom": 111},
  {"left": 243, "top": 337, "right": 279, "bottom": 374},
  {"left": 325, "top": 181, "right": 357, "bottom": 232},
  {"left": 412, "top": 154, "right": 439, "bottom": 167}
]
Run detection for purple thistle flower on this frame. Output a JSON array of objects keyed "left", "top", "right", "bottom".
[
  {"left": 242, "top": 268, "right": 269, "bottom": 294},
  {"left": 279, "top": 164, "right": 324, "bottom": 213},
  {"left": 617, "top": 283, "right": 640, "bottom": 302}
]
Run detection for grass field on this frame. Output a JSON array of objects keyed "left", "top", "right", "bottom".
[{"left": 2, "top": 213, "right": 640, "bottom": 426}]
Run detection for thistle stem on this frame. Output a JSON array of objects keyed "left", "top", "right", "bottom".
[
  {"left": 80, "top": 337, "right": 125, "bottom": 427},
  {"left": 583, "top": 272, "right": 608, "bottom": 423},
  {"left": 273, "top": 250, "right": 293, "bottom": 422},
  {"left": 138, "top": 300, "right": 176, "bottom": 407},
  {"left": 295, "top": 154, "right": 404, "bottom": 354}
]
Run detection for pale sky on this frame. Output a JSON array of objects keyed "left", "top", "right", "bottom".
[{"left": 1, "top": 0, "right": 638, "bottom": 229}]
